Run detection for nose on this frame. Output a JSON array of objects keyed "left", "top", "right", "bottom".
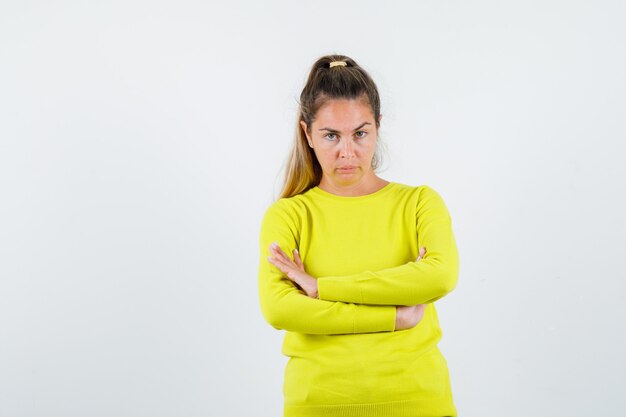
[{"left": 340, "top": 139, "right": 355, "bottom": 159}]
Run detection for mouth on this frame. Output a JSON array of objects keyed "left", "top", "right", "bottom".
[{"left": 337, "top": 166, "right": 357, "bottom": 171}]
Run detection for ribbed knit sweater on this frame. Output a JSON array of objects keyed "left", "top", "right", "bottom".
[{"left": 258, "top": 182, "right": 459, "bottom": 417}]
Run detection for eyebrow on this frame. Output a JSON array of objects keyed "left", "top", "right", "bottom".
[{"left": 318, "top": 122, "right": 372, "bottom": 132}]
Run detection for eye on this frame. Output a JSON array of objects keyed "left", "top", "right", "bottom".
[
  {"left": 323, "top": 133, "right": 337, "bottom": 141},
  {"left": 355, "top": 131, "right": 367, "bottom": 139}
]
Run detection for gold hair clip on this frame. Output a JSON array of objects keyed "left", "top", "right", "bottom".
[{"left": 329, "top": 61, "right": 347, "bottom": 68}]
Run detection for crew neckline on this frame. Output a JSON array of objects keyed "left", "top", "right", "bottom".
[{"left": 309, "top": 181, "right": 396, "bottom": 202}]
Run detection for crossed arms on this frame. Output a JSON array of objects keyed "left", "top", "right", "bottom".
[{"left": 257, "top": 186, "right": 459, "bottom": 335}]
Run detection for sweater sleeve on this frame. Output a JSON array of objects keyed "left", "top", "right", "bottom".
[
  {"left": 316, "top": 186, "right": 459, "bottom": 306},
  {"left": 258, "top": 200, "right": 397, "bottom": 335}
]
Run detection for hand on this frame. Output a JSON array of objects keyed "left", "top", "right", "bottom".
[
  {"left": 267, "top": 242, "right": 319, "bottom": 298},
  {"left": 395, "top": 246, "right": 428, "bottom": 331},
  {"left": 395, "top": 304, "right": 426, "bottom": 330},
  {"left": 416, "top": 245, "right": 426, "bottom": 262}
]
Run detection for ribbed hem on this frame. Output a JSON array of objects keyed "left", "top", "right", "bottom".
[{"left": 285, "top": 397, "right": 456, "bottom": 417}]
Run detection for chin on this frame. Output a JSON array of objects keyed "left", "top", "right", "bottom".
[{"left": 336, "top": 176, "right": 361, "bottom": 185}]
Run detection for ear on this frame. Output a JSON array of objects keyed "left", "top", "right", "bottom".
[
  {"left": 300, "top": 121, "right": 313, "bottom": 148},
  {"left": 377, "top": 114, "right": 383, "bottom": 126}
]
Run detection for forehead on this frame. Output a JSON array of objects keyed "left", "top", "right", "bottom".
[{"left": 314, "top": 98, "right": 375, "bottom": 128}]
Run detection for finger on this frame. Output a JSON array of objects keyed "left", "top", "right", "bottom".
[
  {"left": 416, "top": 246, "right": 427, "bottom": 261},
  {"left": 267, "top": 254, "right": 292, "bottom": 272},
  {"left": 274, "top": 244, "right": 297, "bottom": 265},
  {"left": 267, "top": 255, "right": 284, "bottom": 270},
  {"left": 268, "top": 258, "right": 298, "bottom": 282},
  {"left": 269, "top": 242, "right": 286, "bottom": 258},
  {"left": 293, "top": 249, "right": 303, "bottom": 269},
  {"left": 270, "top": 243, "right": 294, "bottom": 264},
  {"left": 268, "top": 246, "right": 300, "bottom": 275}
]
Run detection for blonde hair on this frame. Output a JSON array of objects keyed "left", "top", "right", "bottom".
[{"left": 279, "top": 54, "right": 382, "bottom": 199}]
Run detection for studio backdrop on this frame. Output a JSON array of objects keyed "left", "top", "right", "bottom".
[{"left": 1, "top": 1, "right": 624, "bottom": 416}]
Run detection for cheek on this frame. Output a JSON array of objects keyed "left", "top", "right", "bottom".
[
  {"left": 312, "top": 148, "right": 332, "bottom": 164},
  {"left": 314, "top": 141, "right": 335, "bottom": 155},
  {"left": 319, "top": 151, "right": 336, "bottom": 164},
  {"left": 358, "top": 140, "right": 376, "bottom": 152}
]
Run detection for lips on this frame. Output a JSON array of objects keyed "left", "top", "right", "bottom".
[{"left": 338, "top": 166, "right": 357, "bottom": 170}]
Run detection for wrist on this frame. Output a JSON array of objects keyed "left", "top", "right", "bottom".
[
  {"left": 395, "top": 307, "right": 399, "bottom": 330},
  {"left": 394, "top": 306, "right": 402, "bottom": 330},
  {"left": 306, "top": 276, "right": 319, "bottom": 298}
]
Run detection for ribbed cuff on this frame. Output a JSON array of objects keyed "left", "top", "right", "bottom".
[{"left": 353, "top": 304, "right": 396, "bottom": 333}]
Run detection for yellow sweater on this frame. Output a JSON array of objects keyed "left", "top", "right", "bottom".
[{"left": 258, "top": 182, "right": 459, "bottom": 417}]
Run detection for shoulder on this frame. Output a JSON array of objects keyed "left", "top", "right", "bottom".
[
  {"left": 263, "top": 191, "right": 311, "bottom": 215},
  {"left": 389, "top": 181, "right": 451, "bottom": 218},
  {"left": 414, "top": 184, "right": 452, "bottom": 221},
  {"left": 260, "top": 192, "right": 311, "bottom": 230},
  {"left": 387, "top": 181, "right": 444, "bottom": 202}
]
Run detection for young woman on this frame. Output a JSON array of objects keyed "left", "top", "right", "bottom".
[{"left": 258, "top": 54, "right": 459, "bottom": 417}]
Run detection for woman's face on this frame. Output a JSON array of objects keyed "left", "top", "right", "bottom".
[{"left": 301, "top": 98, "right": 380, "bottom": 191}]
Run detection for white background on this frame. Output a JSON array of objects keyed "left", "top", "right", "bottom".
[{"left": 1, "top": 1, "right": 625, "bottom": 416}]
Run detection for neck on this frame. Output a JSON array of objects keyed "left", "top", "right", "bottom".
[{"left": 318, "top": 175, "right": 389, "bottom": 197}]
